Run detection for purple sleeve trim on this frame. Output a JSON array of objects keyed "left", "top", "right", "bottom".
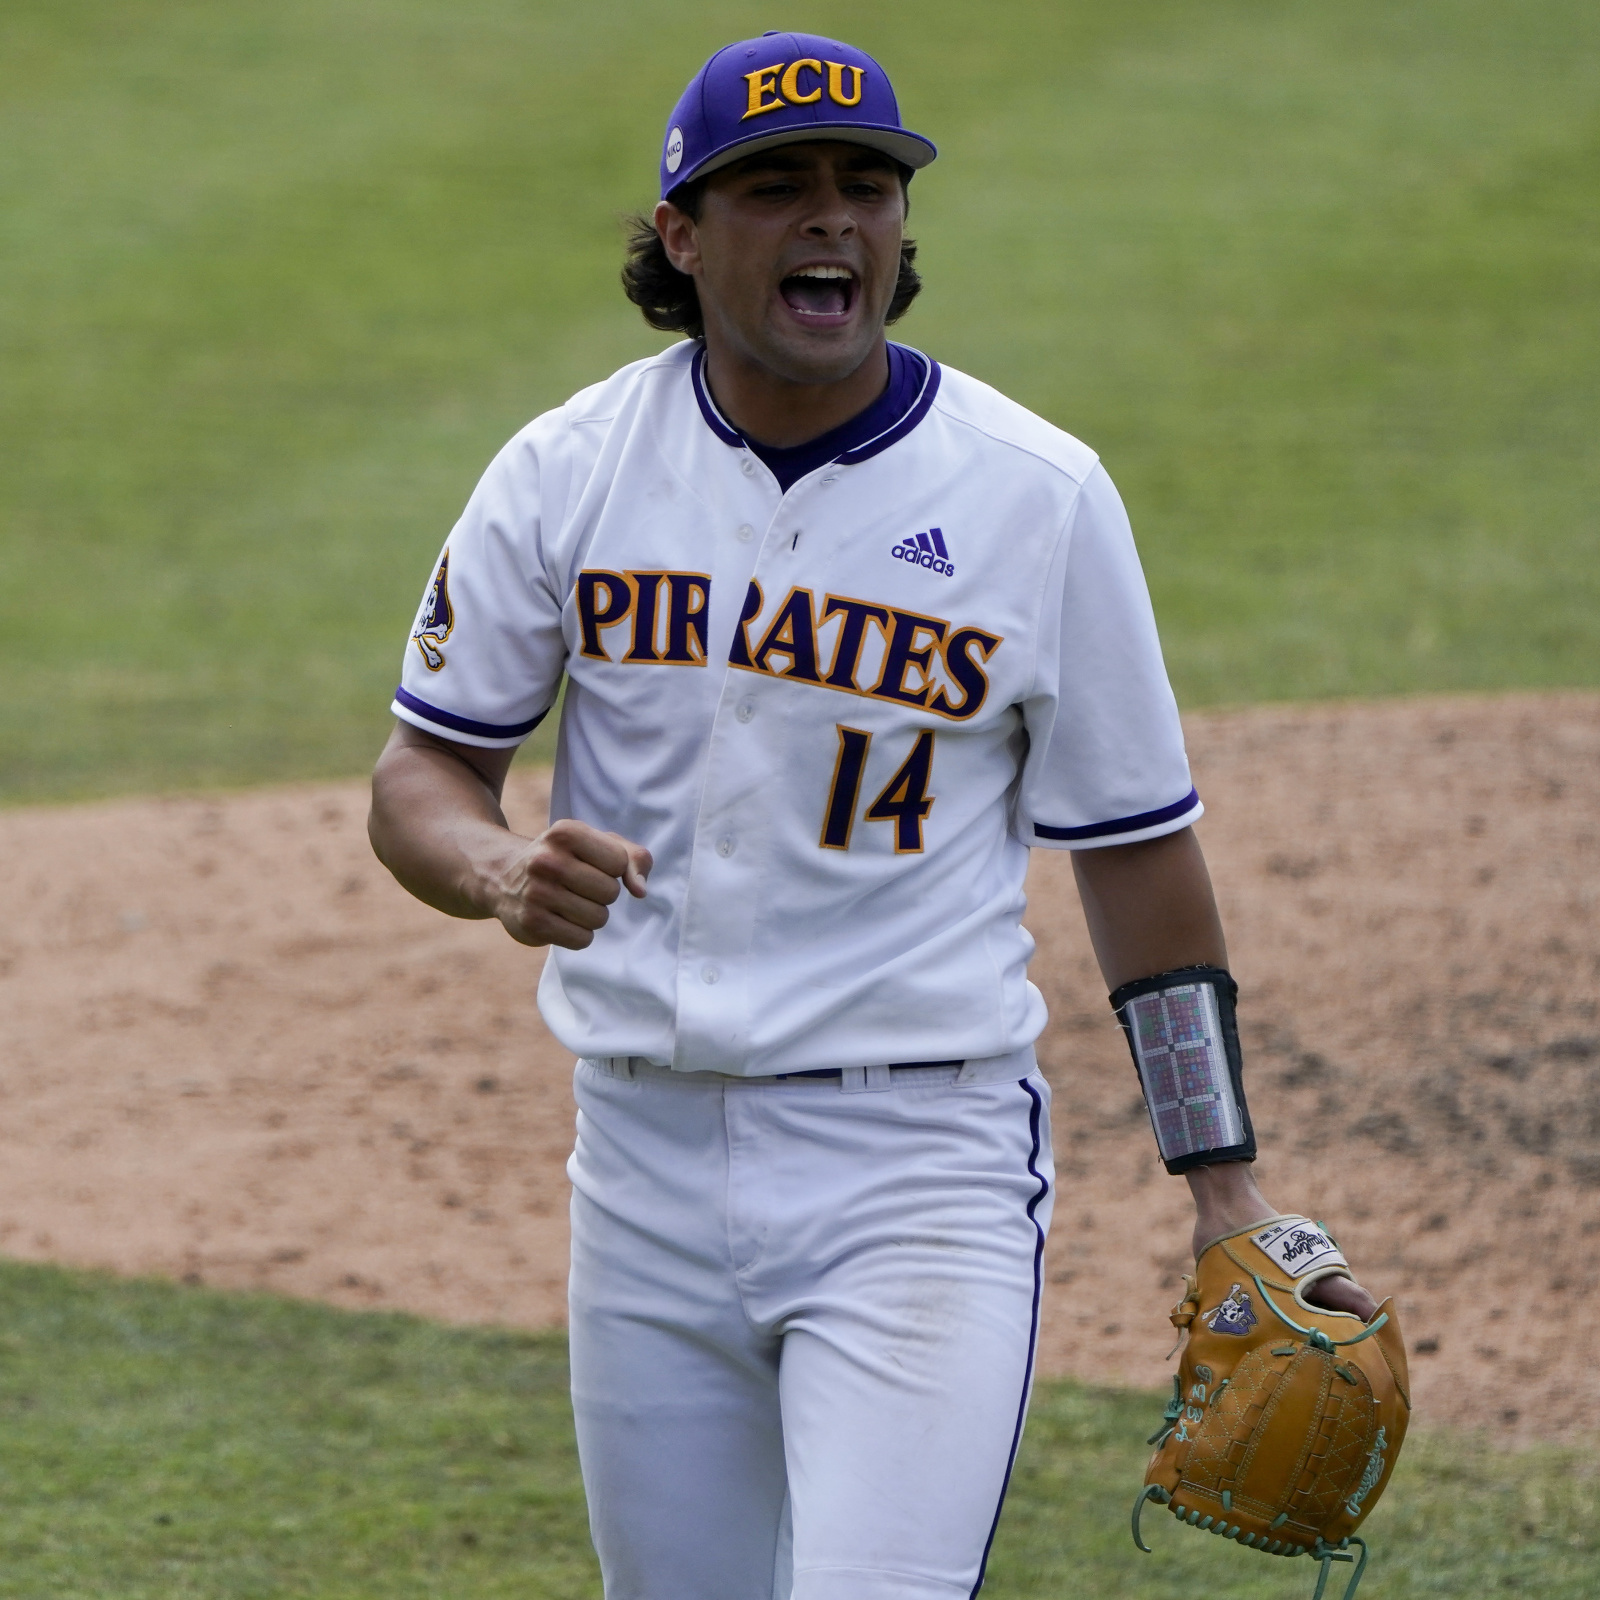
[
  {"left": 393, "top": 685, "right": 548, "bottom": 741},
  {"left": 1033, "top": 787, "right": 1200, "bottom": 841}
]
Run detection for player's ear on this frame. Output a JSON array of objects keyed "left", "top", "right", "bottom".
[{"left": 654, "top": 200, "right": 701, "bottom": 278}]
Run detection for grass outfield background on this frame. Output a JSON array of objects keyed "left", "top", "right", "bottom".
[
  {"left": 2, "top": 0, "right": 1597, "bottom": 802},
  {"left": 3, "top": 1261, "right": 1597, "bottom": 1600}
]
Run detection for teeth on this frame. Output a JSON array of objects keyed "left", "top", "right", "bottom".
[{"left": 790, "top": 265, "right": 853, "bottom": 280}]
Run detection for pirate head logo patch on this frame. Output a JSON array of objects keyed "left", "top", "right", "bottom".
[
  {"left": 412, "top": 549, "right": 453, "bottom": 671},
  {"left": 1202, "top": 1283, "right": 1258, "bottom": 1337}
]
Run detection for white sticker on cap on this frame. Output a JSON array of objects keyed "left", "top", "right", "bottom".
[
  {"left": 665, "top": 126, "right": 685, "bottom": 173},
  {"left": 1252, "top": 1217, "right": 1347, "bottom": 1279}
]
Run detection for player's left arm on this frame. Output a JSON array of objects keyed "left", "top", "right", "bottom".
[{"left": 1071, "top": 825, "right": 1379, "bottom": 1320}]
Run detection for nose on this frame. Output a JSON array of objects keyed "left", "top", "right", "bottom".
[{"left": 801, "top": 187, "right": 857, "bottom": 240}]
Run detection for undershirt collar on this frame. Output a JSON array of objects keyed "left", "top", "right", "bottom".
[{"left": 691, "top": 342, "right": 941, "bottom": 493}]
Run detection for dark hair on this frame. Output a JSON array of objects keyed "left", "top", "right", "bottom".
[{"left": 620, "top": 172, "right": 923, "bottom": 340}]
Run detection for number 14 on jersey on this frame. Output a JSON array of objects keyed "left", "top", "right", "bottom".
[{"left": 820, "top": 726, "right": 936, "bottom": 853}]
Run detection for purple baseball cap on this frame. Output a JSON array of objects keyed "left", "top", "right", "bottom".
[{"left": 660, "top": 32, "right": 936, "bottom": 200}]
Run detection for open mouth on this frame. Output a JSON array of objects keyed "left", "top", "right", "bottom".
[{"left": 779, "top": 264, "right": 857, "bottom": 320}]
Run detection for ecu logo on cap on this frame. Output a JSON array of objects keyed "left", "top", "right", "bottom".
[
  {"left": 412, "top": 550, "right": 453, "bottom": 671},
  {"left": 742, "top": 59, "right": 865, "bottom": 119}
]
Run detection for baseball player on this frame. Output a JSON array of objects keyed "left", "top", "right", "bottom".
[{"left": 369, "top": 32, "right": 1379, "bottom": 1600}]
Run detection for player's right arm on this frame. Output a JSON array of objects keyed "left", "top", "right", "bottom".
[{"left": 369, "top": 722, "right": 650, "bottom": 951}]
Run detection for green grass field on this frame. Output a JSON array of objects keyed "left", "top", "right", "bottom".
[
  {"left": 1, "top": 0, "right": 1596, "bottom": 802},
  {"left": 0, "top": 1261, "right": 1594, "bottom": 1599}
]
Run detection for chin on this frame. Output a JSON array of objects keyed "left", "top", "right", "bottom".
[{"left": 759, "top": 321, "right": 883, "bottom": 386}]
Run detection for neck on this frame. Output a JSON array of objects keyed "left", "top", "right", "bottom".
[{"left": 700, "top": 337, "right": 890, "bottom": 449}]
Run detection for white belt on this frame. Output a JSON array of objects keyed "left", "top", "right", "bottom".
[{"left": 581, "top": 1046, "right": 1037, "bottom": 1092}]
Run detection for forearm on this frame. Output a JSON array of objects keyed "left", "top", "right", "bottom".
[
  {"left": 369, "top": 721, "right": 651, "bottom": 950},
  {"left": 1070, "top": 826, "right": 1227, "bottom": 990},
  {"left": 368, "top": 726, "right": 521, "bottom": 921},
  {"left": 1071, "top": 828, "right": 1275, "bottom": 1233}
]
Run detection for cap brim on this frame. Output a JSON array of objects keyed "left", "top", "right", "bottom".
[{"left": 674, "top": 123, "right": 937, "bottom": 192}]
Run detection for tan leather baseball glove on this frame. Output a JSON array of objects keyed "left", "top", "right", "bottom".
[{"left": 1132, "top": 1215, "right": 1410, "bottom": 1600}]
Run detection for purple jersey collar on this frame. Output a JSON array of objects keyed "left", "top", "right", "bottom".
[{"left": 691, "top": 342, "right": 941, "bottom": 490}]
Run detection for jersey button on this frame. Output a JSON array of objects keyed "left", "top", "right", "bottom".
[
  {"left": 735, "top": 523, "right": 754, "bottom": 543},
  {"left": 735, "top": 699, "right": 755, "bottom": 723},
  {"left": 740, "top": 457, "right": 755, "bottom": 477},
  {"left": 716, "top": 836, "right": 735, "bottom": 858},
  {"left": 701, "top": 965, "right": 719, "bottom": 985}
]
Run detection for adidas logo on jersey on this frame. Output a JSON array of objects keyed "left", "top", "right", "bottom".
[{"left": 891, "top": 528, "right": 954, "bottom": 577}]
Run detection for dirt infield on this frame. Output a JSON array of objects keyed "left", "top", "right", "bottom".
[{"left": 2, "top": 693, "right": 1596, "bottom": 1439}]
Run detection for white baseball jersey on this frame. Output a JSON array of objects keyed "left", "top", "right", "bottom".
[{"left": 392, "top": 340, "right": 1200, "bottom": 1076}]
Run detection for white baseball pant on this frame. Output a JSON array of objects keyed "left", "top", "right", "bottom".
[{"left": 567, "top": 1054, "right": 1055, "bottom": 1600}]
